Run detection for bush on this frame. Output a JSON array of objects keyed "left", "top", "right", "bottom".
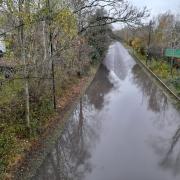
[
  {"left": 90, "top": 50, "right": 101, "bottom": 65},
  {"left": 0, "top": 125, "right": 17, "bottom": 175},
  {"left": 150, "top": 61, "right": 170, "bottom": 79},
  {"left": 139, "top": 47, "right": 145, "bottom": 56},
  {"left": 169, "top": 77, "right": 180, "bottom": 89}
]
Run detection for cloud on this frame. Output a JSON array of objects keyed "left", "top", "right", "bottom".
[{"left": 130, "top": 0, "right": 179, "bottom": 16}]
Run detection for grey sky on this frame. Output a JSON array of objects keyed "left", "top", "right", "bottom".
[
  {"left": 130, "top": 0, "right": 180, "bottom": 17},
  {"left": 113, "top": 0, "right": 180, "bottom": 29}
]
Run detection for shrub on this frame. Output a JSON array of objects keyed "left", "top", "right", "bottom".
[{"left": 0, "top": 125, "right": 17, "bottom": 175}]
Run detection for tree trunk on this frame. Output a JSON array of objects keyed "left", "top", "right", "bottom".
[
  {"left": 47, "top": 0, "right": 56, "bottom": 109},
  {"left": 19, "top": 0, "right": 30, "bottom": 130}
]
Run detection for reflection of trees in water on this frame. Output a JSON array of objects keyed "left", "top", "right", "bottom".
[
  {"left": 160, "top": 126, "right": 180, "bottom": 174},
  {"left": 86, "top": 65, "right": 113, "bottom": 110},
  {"left": 33, "top": 66, "right": 113, "bottom": 180},
  {"left": 132, "top": 64, "right": 168, "bottom": 113},
  {"left": 34, "top": 97, "right": 96, "bottom": 180},
  {"left": 113, "top": 43, "right": 128, "bottom": 81},
  {"left": 151, "top": 124, "right": 180, "bottom": 177},
  {"left": 132, "top": 64, "right": 180, "bottom": 176},
  {"left": 103, "top": 42, "right": 128, "bottom": 81}
]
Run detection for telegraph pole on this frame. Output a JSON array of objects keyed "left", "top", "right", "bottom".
[
  {"left": 171, "top": 29, "right": 175, "bottom": 77},
  {"left": 47, "top": 0, "right": 56, "bottom": 110},
  {"left": 146, "top": 20, "right": 153, "bottom": 65}
]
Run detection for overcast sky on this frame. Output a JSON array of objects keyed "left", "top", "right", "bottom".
[
  {"left": 113, "top": 0, "right": 180, "bottom": 29},
  {"left": 130, "top": 0, "right": 180, "bottom": 16}
]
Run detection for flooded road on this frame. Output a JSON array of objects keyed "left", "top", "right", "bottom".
[{"left": 33, "top": 42, "right": 180, "bottom": 180}]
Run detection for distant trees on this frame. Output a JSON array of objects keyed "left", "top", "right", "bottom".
[
  {"left": 86, "top": 8, "right": 113, "bottom": 63},
  {"left": 116, "top": 11, "right": 180, "bottom": 98},
  {"left": 116, "top": 11, "right": 180, "bottom": 58},
  {"left": 153, "top": 13, "right": 175, "bottom": 50},
  {"left": 71, "top": 0, "right": 149, "bottom": 63}
]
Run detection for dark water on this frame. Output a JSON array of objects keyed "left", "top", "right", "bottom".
[{"left": 33, "top": 42, "right": 180, "bottom": 180}]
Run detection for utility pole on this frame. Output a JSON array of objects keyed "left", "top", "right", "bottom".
[
  {"left": 171, "top": 29, "right": 175, "bottom": 77},
  {"left": 146, "top": 20, "right": 153, "bottom": 65},
  {"left": 126, "top": 28, "right": 129, "bottom": 43},
  {"left": 47, "top": 0, "right": 56, "bottom": 110}
]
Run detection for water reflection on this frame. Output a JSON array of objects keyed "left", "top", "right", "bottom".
[
  {"left": 103, "top": 42, "right": 130, "bottom": 80},
  {"left": 149, "top": 115, "right": 180, "bottom": 177},
  {"left": 86, "top": 65, "right": 113, "bottom": 110},
  {"left": 33, "top": 66, "right": 113, "bottom": 180},
  {"left": 131, "top": 65, "right": 180, "bottom": 177},
  {"left": 132, "top": 64, "right": 168, "bottom": 113},
  {"left": 160, "top": 126, "right": 180, "bottom": 174}
]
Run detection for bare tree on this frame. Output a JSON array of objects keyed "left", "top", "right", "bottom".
[{"left": 71, "top": 0, "right": 149, "bottom": 33}]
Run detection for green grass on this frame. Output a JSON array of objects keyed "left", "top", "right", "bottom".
[
  {"left": 0, "top": 78, "right": 55, "bottom": 177},
  {"left": 134, "top": 50, "right": 180, "bottom": 98},
  {"left": 0, "top": 79, "right": 24, "bottom": 105}
]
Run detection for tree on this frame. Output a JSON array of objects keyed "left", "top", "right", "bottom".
[
  {"left": 71, "top": 0, "right": 149, "bottom": 33},
  {"left": 154, "top": 12, "right": 175, "bottom": 49},
  {"left": 86, "top": 8, "right": 112, "bottom": 62}
]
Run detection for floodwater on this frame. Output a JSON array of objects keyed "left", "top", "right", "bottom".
[{"left": 33, "top": 42, "right": 180, "bottom": 180}]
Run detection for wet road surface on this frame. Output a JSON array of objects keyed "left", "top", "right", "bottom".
[{"left": 33, "top": 42, "right": 180, "bottom": 180}]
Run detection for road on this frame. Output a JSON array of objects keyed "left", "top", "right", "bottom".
[{"left": 33, "top": 42, "right": 180, "bottom": 180}]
